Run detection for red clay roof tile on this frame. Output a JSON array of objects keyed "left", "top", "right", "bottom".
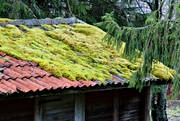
[
  {"left": 23, "top": 78, "right": 45, "bottom": 91},
  {"left": 0, "top": 59, "right": 5, "bottom": 65},
  {"left": 30, "top": 77, "right": 52, "bottom": 90},
  {"left": 0, "top": 52, "right": 6, "bottom": 56},
  {"left": 3, "top": 68, "right": 24, "bottom": 79},
  {"left": 9, "top": 79, "right": 31, "bottom": 92},
  {"left": 0, "top": 52, "right": 127, "bottom": 95},
  {"left": 1, "top": 79, "right": 16, "bottom": 91},
  {"left": 0, "top": 83, "right": 15, "bottom": 93},
  {"left": 37, "top": 76, "right": 59, "bottom": 89},
  {"left": 15, "top": 78, "right": 38, "bottom": 92},
  {"left": 0, "top": 87, "right": 8, "bottom": 93}
]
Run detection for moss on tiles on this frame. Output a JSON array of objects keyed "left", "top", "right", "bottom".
[{"left": 0, "top": 22, "right": 176, "bottom": 82}]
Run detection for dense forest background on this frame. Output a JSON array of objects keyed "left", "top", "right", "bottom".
[{"left": 0, "top": 0, "right": 174, "bottom": 26}]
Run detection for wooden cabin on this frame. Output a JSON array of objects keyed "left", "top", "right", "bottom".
[
  {"left": 0, "top": 87, "right": 151, "bottom": 121},
  {"left": 0, "top": 18, "right": 171, "bottom": 121}
]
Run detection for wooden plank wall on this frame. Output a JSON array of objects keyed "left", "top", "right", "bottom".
[
  {"left": 75, "top": 94, "right": 85, "bottom": 121},
  {"left": 118, "top": 88, "right": 146, "bottom": 121},
  {"left": 85, "top": 91, "right": 113, "bottom": 121},
  {"left": 85, "top": 88, "right": 149, "bottom": 121},
  {"left": 40, "top": 94, "right": 75, "bottom": 121},
  {"left": 0, "top": 99, "right": 34, "bottom": 121},
  {"left": 0, "top": 88, "right": 150, "bottom": 121}
]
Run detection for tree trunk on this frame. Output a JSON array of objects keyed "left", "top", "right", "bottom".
[{"left": 151, "top": 85, "right": 168, "bottom": 121}]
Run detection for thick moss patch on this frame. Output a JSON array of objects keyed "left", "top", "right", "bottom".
[
  {"left": 0, "top": 18, "right": 14, "bottom": 24},
  {"left": 0, "top": 22, "right": 175, "bottom": 82}
]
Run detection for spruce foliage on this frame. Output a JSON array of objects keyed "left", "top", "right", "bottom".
[
  {"left": 101, "top": 11, "right": 180, "bottom": 93},
  {"left": 0, "top": 0, "right": 149, "bottom": 26}
]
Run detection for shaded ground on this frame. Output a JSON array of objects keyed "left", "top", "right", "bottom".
[{"left": 167, "top": 100, "right": 180, "bottom": 121}]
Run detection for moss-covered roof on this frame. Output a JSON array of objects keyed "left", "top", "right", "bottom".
[{"left": 0, "top": 18, "right": 175, "bottom": 84}]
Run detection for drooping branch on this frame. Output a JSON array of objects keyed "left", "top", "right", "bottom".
[{"left": 102, "top": 13, "right": 180, "bottom": 91}]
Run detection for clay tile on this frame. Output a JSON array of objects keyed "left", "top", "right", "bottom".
[
  {"left": 0, "top": 52, "right": 6, "bottom": 56},
  {"left": 43, "top": 76, "right": 60, "bottom": 89},
  {"left": 2, "top": 74, "right": 11, "bottom": 80},
  {"left": 0, "top": 87, "right": 7, "bottom": 93},
  {"left": 17, "top": 60, "right": 29, "bottom": 66},
  {"left": 61, "top": 77, "right": 78, "bottom": 87},
  {"left": 1, "top": 79, "right": 16, "bottom": 91},
  {"left": 87, "top": 80, "right": 98, "bottom": 86},
  {"left": 58, "top": 78, "right": 74, "bottom": 88},
  {"left": 112, "top": 75, "right": 124, "bottom": 83},
  {"left": 38, "top": 76, "right": 59, "bottom": 89},
  {"left": 16, "top": 78, "right": 38, "bottom": 92},
  {"left": 4, "top": 62, "right": 12, "bottom": 67},
  {"left": 73, "top": 81, "right": 82, "bottom": 87},
  {"left": 0, "top": 59, "right": 10, "bottom": 67},
  {"left": 0, "top": 83, "right": 15, "bottom": 93},
  {"left": 49, "top": 76, "right": 66, "bottom": 88},
  {"left": 24, "top": 78, "right": 45, "bottom": 91},
  {"left": 5, "top": 56, "right": 17, "bottom": 62},
  {"left": 29, "top": 62, "right": 37, "bottom": 66},
  {"left": 33, "top": 67, "right": 51, "bottom": 77},
  {"left": 5, "top": 57, "right": 19, "bottom": 67},
  {"left": 3, "top": 68, "right": 23, "bottom": 79},
  {"left": 9, "top": 79, "right": 30, "bottom": 92},
  {"left": 30, "top": 77, "right": 51, "bottom": 90},
  {"left": 0, "top": 59, "right": 5, "bottom": 65},
  {"left": 80, "top": 80, "right": 91, "bottom": 87},
  {"left": 10, "top": 66, "right": 31, "bottom": 78}
]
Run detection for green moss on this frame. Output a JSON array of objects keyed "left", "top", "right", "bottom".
[
  {"left": 152, "top": 62, "right": 174, "bottom": 81},
  {"left": 0, "top": 22, "right": 176, "bottom": 82},
  {"left": 19, "top": 25, "right": 29, "bottom": 30},
  {"left": 41, "top": 25, "right": 55, "bottom": 30},
  {"left": 0, "top": 18, "right": 14, "bottom": 24}
]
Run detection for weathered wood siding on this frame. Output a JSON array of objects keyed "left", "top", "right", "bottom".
[
  {"left": 85, "top": 92, "right": 113, "bottom": 121},
  {"left": 118, "top": 88, "right": 146, "bottom": 121},
  {"left": 75, "top": 94, "right": 85, "bottom": 121},
  {"left": 85, "top": 88, "right": 149, "bottom": 121},
  {"left": 40, "top": 94, "right": 75, "bottom": 121},
  {"left": 0, "top": 99, "right": 34, "bottom": 121},
  {"left": 0, "top": 88, "right": 150, "bottom": 121}
]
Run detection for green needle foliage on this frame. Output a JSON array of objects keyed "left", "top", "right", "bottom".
[
  {"left": 0, "top": 0, "right": 90, "bottom": 19},
  {"left": 102, "top": 12, "right": 180, "bottom": 93}
]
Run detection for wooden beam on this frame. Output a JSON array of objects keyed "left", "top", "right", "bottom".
[
  {"left": 75, "top": 93, "right": 85, "bottom": 121},
  {"left": 144, "top": 87, "right": 151, "bottom": 121},
  {"left": 34, "top": 97, "right": 42, "bottom": 121},
  {"left": 113, "top": 93, "right": 119, "bottom": 121}
]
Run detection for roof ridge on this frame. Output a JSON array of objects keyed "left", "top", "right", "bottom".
[{"left": 0, "top": 17, "right": 86, "bottom": 27}]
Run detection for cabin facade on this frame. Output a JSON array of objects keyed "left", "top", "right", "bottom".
[
  {"left": 0, "top": 18, "right": 171, "bottom": 121},
  {"left": 0, "top": 87, "right": 151, "bottom": 121},
  {"left": 0, "top": 51, "right": 152, "bottom": 121}
]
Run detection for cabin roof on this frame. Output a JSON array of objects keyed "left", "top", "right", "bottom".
[
  {"left": 0, "top": 17, "right": 174, "bottom": 95},
  {"left": 0, "top": 51, "right": 132, "bottom": 94}
]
